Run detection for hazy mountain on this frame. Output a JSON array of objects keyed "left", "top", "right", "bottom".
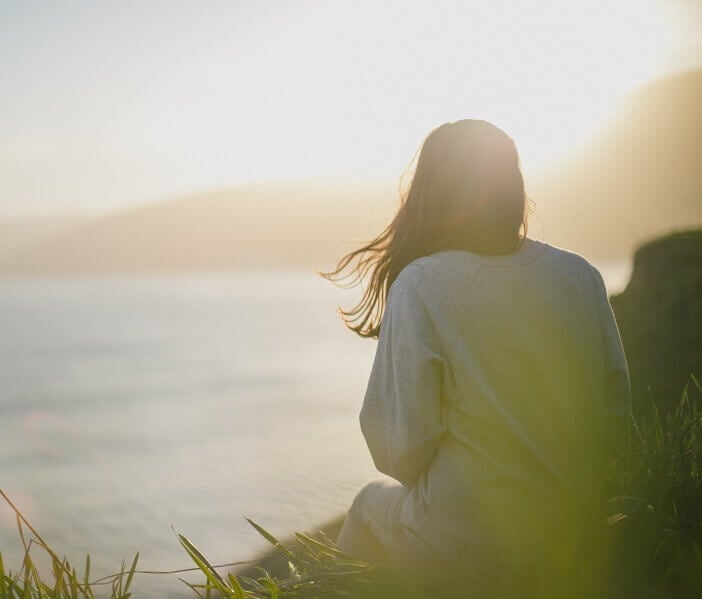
[
  {"left": 0, "top": 181, "right": 397, "bottom": 276},
  {"left": 0, "top": 215, "right": 88, "bottom": 253},
  {"left": 1, "top": 69, "right": 701, "bottom": 276},
  {"left": 529, "top": 68, "right": 702, "bottom": 257}
]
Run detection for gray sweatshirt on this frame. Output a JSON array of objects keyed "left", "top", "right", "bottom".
[{"left": 359, "top": 238, "right": 631, "bottom": 555}]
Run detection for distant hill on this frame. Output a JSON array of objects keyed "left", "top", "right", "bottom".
[
  {"left": 0, "top": 215, "right": 88, "bottom": 254},
  {"left": 0, "top": 181, "right": 397, "bottom": 276},
  {"left": 530, "top": 68, "right": 702, "bottom": 257},
  {"left": 1, "top": 70, "right": 701, "bottom": 276}
]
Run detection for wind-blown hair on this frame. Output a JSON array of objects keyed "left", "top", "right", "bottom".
[{"left": 321, "top": 119, "right": 529, "bottom": 338}]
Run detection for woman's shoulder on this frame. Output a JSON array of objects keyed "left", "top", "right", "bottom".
[
  {"left": 396, "top": 239, "right": 605, "bottom": 294},
  {"left": 536, "top": 242, "right": 605, "bottom": 286},
  {"left": 402, "top": 238, "right": 594, "bottom": 273},
  {"left": 392, "top": 253, "right": 454, "bottom": 293}
]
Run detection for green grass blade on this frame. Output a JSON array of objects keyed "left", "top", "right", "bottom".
[
  {"left": 239, "top": 576, "right": 267, "bottom": 592},
  {"left": 83, "top": 553, "right": 95, "bottom": 599},
  {"left": 226, "top": 573, "right": 248, "bottom": 599},
  {"left": 245, "top": 518, "right": 296, "bottom": 562},
  {"left": 0, "top": 553, "right": 7, "bottom": 597},
  {"left": 123, "top": 551, "right": 139, "bottom": 595},
  {"left": 294, "top": 531, "right": 346, "bottom": 557},
  {"left": 177, "top": 533, "right": 230, "bottom": 595},
  {"left": 69, "top": 566, "right": 78, "bottom": 599},
  {"left": 178, "top": 577, "right": 207, "bottom": 599}
]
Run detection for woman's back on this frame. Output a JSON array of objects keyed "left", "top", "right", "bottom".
[
  {"left": 329, "top": 121, "right": 631, "bottom": 593},
  {"left": 359, "top": 238, "right": 630, "bottom": 560}
]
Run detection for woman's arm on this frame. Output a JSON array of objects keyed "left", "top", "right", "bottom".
[
  {"left": 592, "top": 269, "right": 632, "bottom": 457},
  {"left": 359, "top": 266, "right": 446, "bottom": 488}
]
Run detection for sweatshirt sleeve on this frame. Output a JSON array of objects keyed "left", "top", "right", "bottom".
[
  {"left": 592, "top": 268, "right": 632, "bottom": 455},
  {"left": 359, "top": 267, "right": 446, "bottom": 488}
]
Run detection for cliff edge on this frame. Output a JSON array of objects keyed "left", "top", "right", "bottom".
[{"left": 611, "top": 229, "right": 702, "bottom": 414}]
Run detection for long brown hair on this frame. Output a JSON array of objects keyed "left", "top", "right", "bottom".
[{"left": 321, "top": 119, "right": 529, "bottom": 339}]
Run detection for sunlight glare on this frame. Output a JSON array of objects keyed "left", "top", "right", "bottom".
[{"left": 220, "top": 0, "right": 669, "bottom": 181}]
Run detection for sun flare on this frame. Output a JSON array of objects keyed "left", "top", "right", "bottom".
[
  {"left": 1, "top": 0, "right": 682, "bottom": 216},
  {"left": 226, "top": 0, "right": 671, "bottom": 180}
]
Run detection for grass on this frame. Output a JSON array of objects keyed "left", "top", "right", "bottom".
[
  {"left": 0, "top": 485, "right": 138, "bottom": 598},
  {"left": 1, "top": 377, "right": 701, "bottom": 598},
  {"left": 0, "top": 496, "right": 375, "bottom": 599},
  {"left": 602, "top": 375, "right": 702, "bottom": 596}
]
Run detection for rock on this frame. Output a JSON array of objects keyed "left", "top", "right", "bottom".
[{"left": 611, "top": 229, "right": 702, "bottom": 415}]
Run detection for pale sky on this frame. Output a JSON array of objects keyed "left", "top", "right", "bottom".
[{"left": 1, "top": 0, "right": 700, "bottom": 219}]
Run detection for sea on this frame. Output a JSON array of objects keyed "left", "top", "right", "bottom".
[{"left": 0, "top": 261, "right": 631, "bottom": 596}]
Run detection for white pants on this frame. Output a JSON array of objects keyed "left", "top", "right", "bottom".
[
  {"left": 336, "top": 480, "right": 584, "bottom": 594},
  {"left": 336, "top": 480, "right": 442, "bottom": 570}
]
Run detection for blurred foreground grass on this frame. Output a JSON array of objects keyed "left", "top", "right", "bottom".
[{"left": 1, "top": 377, "right": 701, "bottom": 598}]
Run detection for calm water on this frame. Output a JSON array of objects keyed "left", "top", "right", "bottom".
[{"left": 0, "top": 261, "right": 630, "bottom": 596}]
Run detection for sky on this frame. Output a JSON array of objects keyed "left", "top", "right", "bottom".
[{"left": 1, "top": 0, "right": 701, "bottom": 219}]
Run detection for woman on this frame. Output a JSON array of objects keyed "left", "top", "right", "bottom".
[{"left": 322, "top": 120, "right": 631, "bottom": 591}]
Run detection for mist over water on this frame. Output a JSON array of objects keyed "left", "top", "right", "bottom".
[{"left": 0, "top": 263, "right": 628, "bottom": 595}]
